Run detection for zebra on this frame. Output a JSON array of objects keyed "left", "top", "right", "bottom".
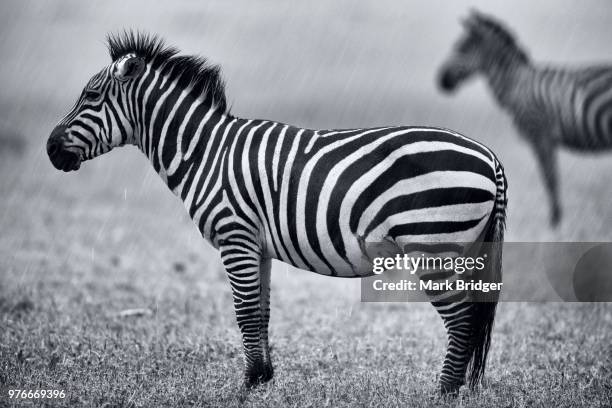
[
  {"left": 439, "top": 10, "right": 612, "bottom": 226},
  {"left": 47, "top": 31, "right": 507, "bottom": 395}
]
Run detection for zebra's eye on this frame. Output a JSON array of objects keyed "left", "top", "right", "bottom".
[{"left": 84, "top": 89, "right": 102, "bottom": 101}]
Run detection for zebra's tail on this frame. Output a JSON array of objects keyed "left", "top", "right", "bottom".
[{"left": 467, "top": 158, "right": 507, "bottom": 389}]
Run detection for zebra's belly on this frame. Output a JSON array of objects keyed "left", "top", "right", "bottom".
[
  {"left": 271, "top": 194, "right": 495, "bottom": 278},
  {"left": 561, "top": 130, "right": 612, "bottom": 151}
]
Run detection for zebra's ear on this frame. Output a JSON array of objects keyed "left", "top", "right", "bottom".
[
  {"left": 462, "top": 9, "right": 479, "bottom": 30},
  {"left": 113, "top": 54, "right": 145, "bottom": 81}
]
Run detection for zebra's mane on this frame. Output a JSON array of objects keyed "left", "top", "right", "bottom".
[
  {"left": 106, "top": 31, "right": 228, "bottom": 112},
  {"left": 468, "top": 11, "right": 529, "bottom": 64}
]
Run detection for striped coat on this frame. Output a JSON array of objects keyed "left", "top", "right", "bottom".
[
  {"left": 439, "top": 10, "right": 612, "bottom": 225},
  {"left": 48, "top": 32, "right": 507, "bottom": 395}
]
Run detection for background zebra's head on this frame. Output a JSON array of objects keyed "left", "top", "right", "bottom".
[
  {"left": 47, "top": 45, "right": 148, "bottom": 172},
  {"left": 438, "top": 10, "right": 529, "bottom": 93}
]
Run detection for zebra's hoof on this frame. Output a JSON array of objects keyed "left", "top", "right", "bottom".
[
  {"left": 439, "top": 383, "right": 461, "bottom": 397},
  {"left": 243, "top": 362, "right": 274, "bottom": 388},
  {"left": 550, "top": 208, "right": 562, "bottom": 227}
]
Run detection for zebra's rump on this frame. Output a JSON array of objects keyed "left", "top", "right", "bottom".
[
  {"left": 572, "top": 67, "right": 612, "bottom": 150},
  {"left": 265, "top": 126, "right": 499, "bottom": 277}
]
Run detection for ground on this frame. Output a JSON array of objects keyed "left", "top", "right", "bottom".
[{"left": 1, "top": 1, "right": 612, "bottom": 407}]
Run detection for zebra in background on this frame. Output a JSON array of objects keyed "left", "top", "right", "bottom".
[
  {"left": 47, "top": 32, "right": 507, "bottom": 395},
  {"left": 439, "top": 10, "right": 612, "bottom": 226}
]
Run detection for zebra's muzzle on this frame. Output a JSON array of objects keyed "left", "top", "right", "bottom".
[
  {"left": 438, "top": 69, "right": 459, "bottom": 92},
  {"left": 47, "top": 127, "right": 82, "bottom": 172}
]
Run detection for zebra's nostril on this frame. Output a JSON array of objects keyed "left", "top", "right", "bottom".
[
  {"left": 47, "top": 125, "right": 68, "bottom": 157},
  {"left": 439, "top": 71, "right": 456, "bottom": 91},
  {"left": 47, "top": 140, "right": 60, "bottom": 156}
]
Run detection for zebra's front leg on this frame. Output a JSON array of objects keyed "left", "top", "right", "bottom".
[
  {"left": 533, "top": 139, "right": 561, "bottom": 226},
  {"left": 220, "top": 240, "right": 272, "bottom": 387},
  {"left": 259, "top": 258, "right": 274, "bottom": 381}
]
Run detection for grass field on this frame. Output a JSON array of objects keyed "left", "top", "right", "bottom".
[{"left": 1, "top": 1, "right": 612, "bottom": 407}]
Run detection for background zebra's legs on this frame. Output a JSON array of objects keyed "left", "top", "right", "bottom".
[
  {"left": 533, "top": 139, "right": 561, "bottom": 226},
  {"left": 259, "top": 258, "right": 274, "bottom": 382},
  {"left": 220, "top": 240, "right": 272, "bottom": 387}
]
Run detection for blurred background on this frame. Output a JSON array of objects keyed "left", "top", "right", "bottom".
[
  {"left": 0, "top": 1, "right": 611, "bottom": 406},
  {"left": 2, "top": 0, "right": 612, "bottom": 245}
]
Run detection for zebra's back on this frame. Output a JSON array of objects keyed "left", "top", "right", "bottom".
[{"left": 532, "top": 65, "right": 612, "bottom": 150}]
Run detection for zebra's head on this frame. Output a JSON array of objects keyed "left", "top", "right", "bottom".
[
  {"left": 48, "top": 32, "right": 228, "bottom": 172},
  {"left": 438, "top": 10, "right": 528, "bottom": 93},
  {"left": 47, "top": 51, "right": 146, "bottom": 171}
]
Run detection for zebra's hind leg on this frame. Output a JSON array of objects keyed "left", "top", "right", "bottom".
[
  {"left": 415, "top": 253, "right": 474, "bottom": 394},
  {"left": 431, "top": 245, "right": 502, "bottom": 394},
  {"left": 433, "top": 299, "right": 475, "bottom": 395},
  {"left": 418, "top": 266, "right": 473, "bottom": 394}
]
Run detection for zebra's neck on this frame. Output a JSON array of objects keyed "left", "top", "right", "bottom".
[
  {"left": 137, "top": 103, "right": 231, "bottom": 186},
  {"left": 482, "top": 52, "right": 531, "bottom": 109},
  {"left": 133, "top": 86, "right": 239, "bottom": 239}
]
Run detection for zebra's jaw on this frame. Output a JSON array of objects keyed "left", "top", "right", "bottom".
[{"left": 47, "top": 143, "right": 82, "bottom": 172}]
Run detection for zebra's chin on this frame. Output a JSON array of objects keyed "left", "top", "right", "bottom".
[{"left": 48, "top": 150, "right": 81, "bottom": 172}]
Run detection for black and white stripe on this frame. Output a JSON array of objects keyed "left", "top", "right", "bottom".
[
  {"left": 48, "top": 32, "right": 507, "bottom": 394},
  {"left": 439, "top": 10, "right": 612, "bottom": 226}
]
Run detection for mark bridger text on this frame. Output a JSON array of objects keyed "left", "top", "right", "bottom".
[{"left": 372, "top": 279, "right": 503, "bottom": 293}]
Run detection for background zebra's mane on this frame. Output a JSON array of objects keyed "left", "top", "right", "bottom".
[
  {"left": 106, "top": 31, "right": 228, "bottom": 112},
  {"left": 469, "top": 11, "right": 529, "bottom": 64}
]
